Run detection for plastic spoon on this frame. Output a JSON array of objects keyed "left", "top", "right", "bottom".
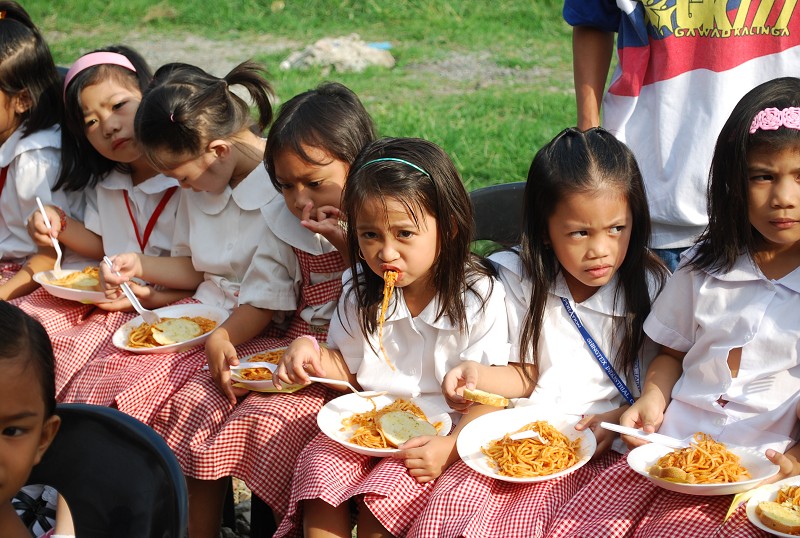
[
  {"left": 599, "top": 422, "right": 689, "bottom": 449},
  {"left": 35, "top": 197, "right": 62, "bottom": 275},
  {"left": 102, "top": 256, "right": 161, "bottom": 325}
]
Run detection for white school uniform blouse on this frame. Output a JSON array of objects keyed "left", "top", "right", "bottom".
[
  {"left": 329, "top": 269, "right": 511, "bottom": 417},
  {"left": 238, "top": 195, "right": 342, "bottom": 328},
  {"left": 646, "top": 247, "right": 800, "bottom": 454},
  {"left": 83, "top": 170, "right": 180, "bottom": 256},
  {"left": 171, "top": 162, "right": 278, "bottom": 310},
  {"left": 0, "top": 125, "right": 70, "bottom": 261},
  {"left": 491, "top": 250, "right": 659, "bottom": 417}
]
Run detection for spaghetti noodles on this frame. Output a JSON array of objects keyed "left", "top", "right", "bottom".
[
  {"left": 126, "top": 316, "right": 217, "bottom": 348},
  {"left": 48, "top": 266, "right": 101, "bottom": 291},
  {"left": 648, "top": 432, "right": 750, "bottom": 484},
  {"left": 776, "top": 485, "right": 800, "bottom": 508},
  {"left": 378, "top": 270, "right": 398, "bottom": 371},
  {"left": 343, "top": 398, "right": 439, "bottom": 449},
  {"left": 482, "top": 421, "right": 581, "bottom": 478},
  {"left": 236, "top": 348, "right": 286, "bottom": 381}
]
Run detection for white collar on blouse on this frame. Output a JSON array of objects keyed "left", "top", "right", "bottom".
[
  {"left": 703, "top": 249, "right": 800, "bottom": 294},
  {"left": 100, "top": 169, "right": 180, "bottom": 194},
  {"left": 189, "top": 164, "right": 275, "bottom": 216},
  {"left": 0, "top": 124, "right": 60, "bottom": 167}
]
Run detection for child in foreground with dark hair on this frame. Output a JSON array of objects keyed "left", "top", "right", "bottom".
[
  {"left": 0, "top": 301, "right": 61, "bottom": 538},
  {"left": 0, "top": 1, "right": 68, "bottom": 300},
  {"left": 546, "top": 77, "right": 800, "bottom": 538},
  {"left": 273, "top": 137, "right": 511, "bottom": 538},
  {"left": 408, "top": 127, "right": 668, "bottom": 537}
]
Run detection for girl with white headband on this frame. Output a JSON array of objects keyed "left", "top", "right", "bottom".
[
  {"left": 0, "top": 1, "right": 68, "bottom": 301},
  {"left": 546, "top": 77, "right": 800, "bottom": 538},
  {"left": 21, "top": 45, "right": 188, "bottom": 394}
]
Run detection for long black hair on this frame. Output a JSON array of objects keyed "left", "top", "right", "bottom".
[
  {"left": 135, "top": 60, "right": 274, "bottom": 169},
  {"left": 518, "top": 127, "right": 667, "bottom": 378},
  {"left": 264, "top": 81, "right": 376, "bottom": 192},
  {"left": 56, "top": 45, "right": 152, "bottom": 191},
  {"left": 0, "top": 1, "right": 61, "bottom": 137},
  {"left": 342, "top": 137, "right": 493, "bottom": 342},
  {"left": 691, "top": 76, "right": 800, "bottom": 273}
]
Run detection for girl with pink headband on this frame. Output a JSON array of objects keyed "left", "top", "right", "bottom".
[
  {"left": 545, "top": 77, "right": 800, "bottom": 538},
  {"left": 21, "top": 45, "right": 189, "bottom": 395},
  {"left": 0, "top": 1, "right": 67, "bottom": 301}
]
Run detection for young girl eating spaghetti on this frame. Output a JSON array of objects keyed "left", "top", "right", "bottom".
[
  {"left": 546, "top": 77, "right": 800, "bottom": 538},
  {"left": 273, "top": 137, "right": 511, "bottom": 538},
  {"left": 408, "top": 127, "right": 668, "bottom": 537}
]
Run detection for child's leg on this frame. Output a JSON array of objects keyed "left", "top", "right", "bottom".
[
  {"left": 356, "top": 501, "right": 391, "bottom": 538},
  {"left": 186, "top": 476, "right": 228, "bottom": 538},
  {"left": 304, "top": 498, "right": 351, "bottom": 538}
]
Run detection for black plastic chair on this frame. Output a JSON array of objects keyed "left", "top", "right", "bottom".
[
  {"left": 470, "top": 181, "right": 525, "bottom": 245},
  {"left": 26, "top": 403, "right": 188, "bottom": 538}
]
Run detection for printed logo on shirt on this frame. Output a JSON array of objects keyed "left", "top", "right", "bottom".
[
  {"left": 611, "top": 0, "right": 800, "bottom": 97},
  {"left": 643, "top": 0, "right": 795, "bottom": 39}
]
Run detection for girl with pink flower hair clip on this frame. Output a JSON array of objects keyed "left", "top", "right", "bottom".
[{"left": 544, "top": 76, "right": 800, "bottom": 538}]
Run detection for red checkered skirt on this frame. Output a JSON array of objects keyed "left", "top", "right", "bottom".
[
  {"left": 150, "top": 333, "right": 335, "bottom": 520},
  {"left": 275, "top": 433, "right": 440, "bottom": 538},
  {"left": 408, "top": 450, "right": 624, "bottom": 538},
  {"left": 51, "top": 309, "right": 137, "bottom": 397},
  {"left": 545, "top": 456, "right": 768, "bottom": 538},
  {"left": 58, "top": 297, "right": 210, "bottom": 424},
  {"left": 14, "top": 287, "right": 96, "bottom": 335},
  {"left": 1, "top": 261, "right": 21, "bottom": 285}
]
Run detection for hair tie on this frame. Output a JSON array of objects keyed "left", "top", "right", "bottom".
[
  {"left": 0, "top": 11, "right": 6, "bottom": 19},
  {"left": 749, "top": 107, "right": 800, "bottom": 134},
  {"left": 360, "top": 157, "right": 430, "bottom": 177},
  {"left": 63, "top": 52, "right": 137, "bottom": 101},
  {"left": 169, "top": 112, "right": 175, "bottom": 123}
]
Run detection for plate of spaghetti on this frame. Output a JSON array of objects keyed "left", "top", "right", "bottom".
[
  {"left": 34, "top": 267, "right": 112, "bottom": 304},
  {"left": 317, "top": 393, "right": 452, "bottom": 457},
  {"left": 112, "top": 303, "right": 228, "bottom": 354},
  {"left": 746, "top": 476, "right": 800, "bottom": 536},
  {"left": 230, "top": 348, "right": 306, "bottom": 393},
  {"left": 456, "top": 406, "right": 596, "bottom": 483},
  {"left": 627, "top": 433, "right": 778, "bottom": 496}
]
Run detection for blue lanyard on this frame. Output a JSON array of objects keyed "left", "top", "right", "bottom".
[{"left": 560, "top": 297, "right": 637, "bottom": 405}]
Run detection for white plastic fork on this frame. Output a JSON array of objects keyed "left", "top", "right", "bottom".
[
  {"left": 599, "top": 422, "right": 689, "bottom": 449},
  {"left": 231, "top": 361, "right": 387, "bottom": 398},
  {"left": 36, "top": 197, "right": 62, "bottom": 275},
  {"left": 102, "top": 256, "right": 161, "bottom": 325},
  {"left": 509, "top": 429, "right": 549, "bottom": 443}
]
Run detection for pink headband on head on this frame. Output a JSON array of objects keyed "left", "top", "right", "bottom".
[
  {"left": 749, "top": 107, "right": 800, "bottom": 134},
  {"left": 63, "top": 52, "right": 137, "bottom": 100}
]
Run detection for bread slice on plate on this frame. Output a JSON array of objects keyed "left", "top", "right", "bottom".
[
  {"left": 378, "top": 411, "right": 437, "bottom": 447},
  {"left": 152, "top": 318, "right": 202, "bottom": 345},
  {"left": 756, "top": 501, "right": 800, "bottom": 535},
  {"left": 462, "top": 388, "right": 509, "bottom": 408}
]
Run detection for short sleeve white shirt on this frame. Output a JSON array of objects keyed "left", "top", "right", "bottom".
[
  {"left": 328, "top": 270, "right": 510, "bottom": 415},
  {"left": 0, "top": 126, "right": 66, "bottom": 261},
  {"left": 83, "top": 170, "right": 180, "bottom": 256},
  {"left": 646, "top": 247, "right": 800, "bottom": 453},
  {"left": 171, "top": 162, "right": 279, "bottom": 310},
  {"left": 491, "top": 250, "right": 659, "bottom": 417},
  {"left": 238, "top": 195, "right": 342, "bottom": 327}
]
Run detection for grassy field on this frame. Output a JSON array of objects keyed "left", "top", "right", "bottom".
[{"left": 29, "top": 1, "right": 577, "bottom": 190}]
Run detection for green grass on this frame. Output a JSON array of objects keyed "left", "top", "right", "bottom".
[{"left": 31, "top": 0, "right": 576, "bottom": 188}]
